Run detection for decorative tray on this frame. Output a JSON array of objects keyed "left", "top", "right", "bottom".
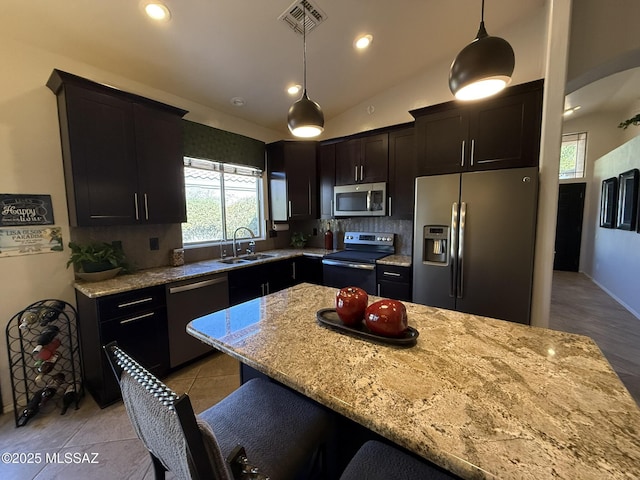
[{"left": 316, "top": 308, "right": 419, "bottom": 347}]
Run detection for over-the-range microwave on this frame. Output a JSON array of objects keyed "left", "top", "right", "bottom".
[{"left": 333, "top": 182, "right": 386, "bottom": 217}]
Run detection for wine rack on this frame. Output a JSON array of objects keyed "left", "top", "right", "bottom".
[{"left": 5, "top": 299, "right": 84, "bottom": 428}]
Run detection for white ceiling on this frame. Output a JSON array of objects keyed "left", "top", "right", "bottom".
[{"left": 2, "top": 0, "right": 547, "bottom": 135}]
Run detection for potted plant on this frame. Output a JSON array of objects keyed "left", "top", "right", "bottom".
[
  {"left": 66, "top": 241, "right": 129, "bottom": 274},
  {"left": 290, "top": 232, "right": 308, "bottom": 249}
]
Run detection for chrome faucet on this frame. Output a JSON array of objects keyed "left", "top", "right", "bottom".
[{"left": 232, "top": 227, "right": 256, "bottom": 257}]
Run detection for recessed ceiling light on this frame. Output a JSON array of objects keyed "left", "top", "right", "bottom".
[
  {"left": 354, "top": 34, "right": 373, "bottom": 50},
  {"left": 287, "top": 85, "right": 302, "bottom": 96},
  {"left": 144, "top": 3, "right": 171, "bottom": 21},
  {"left": 230, "top": 97, "right": 246, "bottom": 107},
  {"left": 563, "top": 105, "right": 581, "bottom": 116}
]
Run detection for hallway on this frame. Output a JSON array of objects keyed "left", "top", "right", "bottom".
[{"left": 549, "top": 270, "right": 640, "bottom": 405}]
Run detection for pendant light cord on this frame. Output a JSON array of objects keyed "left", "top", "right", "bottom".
[
  {"left": 476, "top": 0, "right": 488, "bottom": 39},
  {"left": 302, "top": 5, "right": 307, "bottom": 94}
]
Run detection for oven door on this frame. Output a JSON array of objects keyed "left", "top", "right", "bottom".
[
  {"left": 322, "top": 259, "right": 377, "bottom": 295},
  {"left": 334, "top": 182, "right": 386, "bottom": 217}
]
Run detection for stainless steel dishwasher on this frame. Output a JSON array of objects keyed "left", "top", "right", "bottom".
[{"left": 166, "top": 273, "right": 229, "bottom": 368}]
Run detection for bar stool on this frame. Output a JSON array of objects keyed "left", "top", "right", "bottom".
[
  {"left": 104, "top": 342, "right": 330, "bottom": 480},
  {"left": 340, "top": 440, "right": 459, "bottom": 480}
]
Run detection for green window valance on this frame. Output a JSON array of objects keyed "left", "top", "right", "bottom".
[{"left": 182, "top": 120, "right": 265, "bottom": 170}]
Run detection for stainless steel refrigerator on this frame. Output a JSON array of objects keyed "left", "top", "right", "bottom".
[{"left": 412, "top": 167, "right": 538, "bottom": 324}]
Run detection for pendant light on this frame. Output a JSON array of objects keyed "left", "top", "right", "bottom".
[
  {"left": 287, "top": 5, "right": 324, "bottom": 137},
  {"left": 449, "top": 0, "right": 515, "bottom": 101}
]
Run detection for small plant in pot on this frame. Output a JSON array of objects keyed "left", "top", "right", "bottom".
[
  {"left": 66, "top": 241, "right": 129, "bottom": 274},
  {"left": 290, "top": 232, "right": 308, "bottom": 249}
]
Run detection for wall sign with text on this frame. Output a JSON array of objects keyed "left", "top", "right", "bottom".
[{"left": 0, "top": 194, "right": 55, "bottom": 226}]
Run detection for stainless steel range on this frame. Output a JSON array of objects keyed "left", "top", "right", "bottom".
[{"left": 322, "top": 231, "right": 395, "bottom": 295}]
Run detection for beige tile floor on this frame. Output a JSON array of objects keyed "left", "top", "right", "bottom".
[
  {"left": 1, "top": 271, "right": 638, "bottom": 479},
  {"left": 0, "top": 351, "right": 240, "bottom": 480}
]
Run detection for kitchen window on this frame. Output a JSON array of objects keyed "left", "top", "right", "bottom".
[
  {"left": 182, "top": 157, "right": 264, "bottom": 245},
  {"left": 559, "top": 132, "right": 587, "bottom": 179}
]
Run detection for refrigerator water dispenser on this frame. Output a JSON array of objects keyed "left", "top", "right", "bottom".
[{"left": 423, "top": 225, "right": 449, "bottom": 265}]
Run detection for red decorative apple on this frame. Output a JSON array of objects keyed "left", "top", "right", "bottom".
[
  {"left": 335, "top": 287, "right": 368, "bottom": 326},
  {"left": 364, "top": 299, "right": 408, "bottom": 337}
]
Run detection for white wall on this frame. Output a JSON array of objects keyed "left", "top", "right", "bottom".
[
  {"left": 590, "top": 135, "right": 640, "bottom": 318},
  {"left": 562, "top": 110, "right": 629, "bottom": 274},
  {"left": 0, "top": 37, "right": 281, "bottom": 412}
]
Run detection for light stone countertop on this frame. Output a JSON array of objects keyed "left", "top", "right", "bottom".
[
  {"left": 187, "top": 283, "right": 640, "bottom": 480},
  {"left": 73, "top": 248, "right": 411, "bottom": 298},
  {"left": 73, "top": 248, "right": 334, "bottom": 298}
]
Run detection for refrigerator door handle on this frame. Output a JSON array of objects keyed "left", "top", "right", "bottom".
[
  {"left": 457, "top": 202, "right": 467, "bottom": 299},
  {"left": 450, "top": 202, "right": 458, "bottom": 298}
]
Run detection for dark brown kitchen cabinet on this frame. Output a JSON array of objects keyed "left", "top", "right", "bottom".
[
  {"left": 388, "top": 126, "right": 416, "bottom": 219},
  {"left": 267, "top": 141, "right": 317, "bottom": 221},
  {"left": 318, "top": 142, "right": 336, "bottom": 218},
  {"left": 47, "top": 69, "right": 187, "bottom": 227},
  {"left": 412, "top": 79, "right": 543, "bottom": 176},
  {"left": 75, "top": 286, "right": 169, "bottom": 408},
  {"left": 335, "top": 133, "right": 388, "bottom": 185},
  {"left": 376, "top": 264, "right": 412, "bottom": 302}
]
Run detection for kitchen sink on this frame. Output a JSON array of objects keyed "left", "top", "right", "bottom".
[
  {"left": 217, "top": 253, "right": 274, "bottom": 264},
  {"left": 242, "top": 254, "right": 274, "bottom": 261}
]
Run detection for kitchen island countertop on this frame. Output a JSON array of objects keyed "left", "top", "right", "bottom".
[{"left": 187, "top": 283, "right": 640, "bottom": 480}]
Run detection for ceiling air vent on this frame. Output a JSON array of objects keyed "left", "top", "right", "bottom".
[{"left": 278, "top": 0, "right": 327, "bottom": 35}]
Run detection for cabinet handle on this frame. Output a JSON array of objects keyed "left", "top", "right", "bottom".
[
  {"left": 377, "top": 283, "right": 381, "bottom": 296},
  {"left": 143, "top": 193, "right": 149, "bottom": 220},
  {"left": 266, "top": 282, "right": 270, "bottom": 295},
  {"left": 382, "top": 271, "right": 401, "bottom": 277},
  {"left": 308, "top": 180, "right": 312, "bottom": 215},
  {"left": 261, "top": 284, "right": 265, "bottom": 296},
  {"left": 288, "top": 200, "right": 292, "bottom": 219},
  {"left": 169, "top": 277, "right": 227, "bottom": 294},
  {"left": 134, "top": 194, "right": 140, "bottom": 221},
  {"left": 331, "top": 199, "right": 334, "bottom": 217},
  {"left": 360, "top": 165, "right": 364, "bottom": 181},
  {"left": 388, "top": 197, "right": 392, "bottom": 217},
  {"left": 120, "top": 312, "right": 155, "bottom": 325},
  {"left": 354, "top": 166, "right": 358, "bottom": 183},
  {"left": 470, "top": 139, "right": 475, "bottom": 166},
  {"left": 292, "top": 262, "right": 296, "bottom": 280},
  {"left": 461, "top": 140, "right": 465, "bottom": 167},
  {"left": 118, "top": 297, "right": 154, "bottom": 308}
]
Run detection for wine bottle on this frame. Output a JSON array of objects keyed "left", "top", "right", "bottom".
[
  {"left": 18, "top": 310, "right": 39, "bottom": 330},
  {"left": 34, "top": 325, "right": 60, "bottom": 348},
  {"left": 60, "top": 383, "right": 80, "bottom": 415},
  {"left": 16, "top": 390, "right": 44, "bottom": 427},
  {"left": 324, "top": 222, "right": 333, "bottom": 250},
  {"left": 38, "top": 300, "right": 65, "bottom": 326},
  {"left": 33, "top": 338, "right": 62, "bottom": 361},
  {"left": 36, "top": 351, "right": 61, "bottom": 374}
]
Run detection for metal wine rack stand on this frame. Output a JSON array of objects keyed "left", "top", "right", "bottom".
[{"left": 5, "top": 299, "right": 84, "bottom": 428}]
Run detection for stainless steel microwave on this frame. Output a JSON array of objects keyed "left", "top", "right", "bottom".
[{"left": 333, "top": 182, "right": 386, "bottom": 217}]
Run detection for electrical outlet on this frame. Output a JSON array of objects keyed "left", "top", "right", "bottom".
[{"left": 149, "top": 237, "right": 159, "bottom": 251}]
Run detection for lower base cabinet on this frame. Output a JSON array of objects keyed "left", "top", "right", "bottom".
[
  {"left": 76, "top": 286, "right": 169, "bottom": 408},
  {"left": 376, "top": 264, "right": 412, "bottom": 302}
]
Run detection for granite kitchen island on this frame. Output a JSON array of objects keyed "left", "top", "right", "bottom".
[{"left": 187, "top": 283, "right": 640, "bottom": 480}]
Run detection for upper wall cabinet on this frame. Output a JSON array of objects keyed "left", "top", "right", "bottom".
[
  {"left": 267, "top": 141, "right": 318, "bottom": 221},
  {"left": 318, "top": 142, "right": 336, "bottom": 219},
  {"left": 411, "top": 79, "right": 543, "bottom": 176},
  {"left": 47, "top": 69, "right": 188, "bottom": 227},
  {"left": 335, "top": 133, "right": 389, "bottom": 185}
]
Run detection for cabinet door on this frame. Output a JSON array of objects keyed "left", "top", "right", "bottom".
[
  {"left": 318, "top": 143, "right": 336, "bottom": 218},
  {"left": 360, "top": 133, "right": 388, "bottom": 183},
  {"left": 63, "top": 84, "right": 139, "bottom": 226},
  {"left": 468, "top": 90, "right": 542, "bottom": 171},
  {"left": 228, "top": 264, "right": 270, "bottom": 305},
  {"left": 415, "top": 108, "right": 469, "bottom": 176},
  {"left": 268, "top": 258, "right": 296, "bottom": 292},
  {"left": 285, "top": 142, "right": 317, "bottom": 219},
  {"left": 388, "top": 128, "right": 416, "bottom": 219},
  {"left": 134, "top": 104, "right": 187, "bottom": 224},
  {"left": 335, "top": 139, "right": 360, "bottom": 185}
]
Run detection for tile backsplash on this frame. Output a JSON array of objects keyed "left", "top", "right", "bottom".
[{"left": 292, "top": 218, "right": 413, "bottom": 255}]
